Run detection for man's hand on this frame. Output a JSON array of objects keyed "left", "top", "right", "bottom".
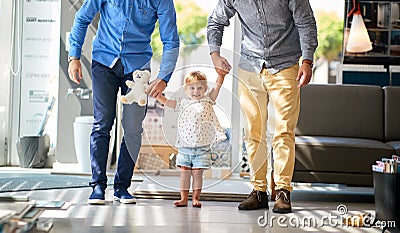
[
  {"left": 146, "top": 78, "right": 167, "bottom": 98},
  {"left": 211, "top": 52, "right": 232, "bottom": 76},
  {"left": 296, "top": 63, "right": 313, "bottom": 88},
  {"left": 68, "top": 60, "right": 83, "bottom": 84}
]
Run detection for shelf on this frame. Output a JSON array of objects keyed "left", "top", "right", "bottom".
[
  {"left": 343, "top": 1, "right": 400, "bottom": 65},
  {"left": 367, "top": 28, "right": 391, "bottom": 31}
]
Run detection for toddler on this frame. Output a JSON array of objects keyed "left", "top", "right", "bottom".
[{"left": 156, "top": 71, "right": 227, "bottom": 207}]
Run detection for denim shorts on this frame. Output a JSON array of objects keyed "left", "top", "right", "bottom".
[{"left": 176, "top": 146, "right": 211, "bottom": 169}]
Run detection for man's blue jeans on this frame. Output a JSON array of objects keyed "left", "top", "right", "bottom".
[{"left": 90, "top": 59, "right": 146, "bottom": 190}]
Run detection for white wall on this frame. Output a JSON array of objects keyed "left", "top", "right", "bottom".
[
  {"left": 19, "top": 0, "right": 61, "bottom": 138},
  {"left": 0, "top": 0, "right": 13, "bottom": 165}
]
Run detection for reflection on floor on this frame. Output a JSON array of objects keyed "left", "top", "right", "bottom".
[{"left": 0, "top": 168, "right": 397, "bottom": 233}]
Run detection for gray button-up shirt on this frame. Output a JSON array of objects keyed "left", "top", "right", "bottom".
[{"left": 207, "top": 0, "right": 318, "bottom": 74}]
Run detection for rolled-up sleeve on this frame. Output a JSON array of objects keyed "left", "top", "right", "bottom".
[
  {"left": 207, "top": 0, "right": 236, "bottom": 54},
  {"left": 157, "top": 0, "right": 180, "bottom": 82}
]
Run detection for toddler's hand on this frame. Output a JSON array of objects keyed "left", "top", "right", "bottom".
[{"left": 211, "top": 52, "right": 231, "bottom": 77}]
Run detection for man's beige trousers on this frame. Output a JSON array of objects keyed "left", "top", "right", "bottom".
[{"left": 238, "top": 64, "right": 300, "bottom": 192}]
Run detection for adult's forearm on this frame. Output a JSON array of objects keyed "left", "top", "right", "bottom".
[
  {"left": 69, "top": 25, "right": 88, "bottom": 58},
  {"left": 157, "top": 0, "right": 180, "bottom": 83},
  {"left": 158, "top": 46, "right": 179, "bottom": 82},
  {"left": 290, "top": 0, "right": 318, "bottom": 60},
  {"left": 297, "top": 17, "right": 318, "bottom": 61},
  {"left": 207, "top": 2, "right": 235, "bottom": 54},
  {"left": 207, "top": 22, "right": 225, "bottom": 54}
]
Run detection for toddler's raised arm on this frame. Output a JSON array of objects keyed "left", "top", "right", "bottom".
[{"left": 209, "top": 74, "right": 225, "bottom": 101}]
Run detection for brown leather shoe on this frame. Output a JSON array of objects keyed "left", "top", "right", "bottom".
[
  {"left": 238, "top": 190, "right": 268, "bottom": 210},
  {"left": 272, "top": 188, "right": 292, "bottom": 213}
]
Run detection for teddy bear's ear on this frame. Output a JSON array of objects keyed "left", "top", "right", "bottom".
[
  {"left": 144, "top": 70, "right": 151, "bottom": 79},
  {"left": 133, "top": 70, "right": 139, "bottom": 76}
]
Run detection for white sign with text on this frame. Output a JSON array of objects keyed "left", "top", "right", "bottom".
[{"left": 20, "top": 0, "right": 60, "bottom": 137}]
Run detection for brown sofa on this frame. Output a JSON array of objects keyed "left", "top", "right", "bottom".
[
  {"left": 293, "top": 84, "right": 400, "bottom": 186},
  {"left": 384, "top": 86, "right": 400, "bottom": 155}
]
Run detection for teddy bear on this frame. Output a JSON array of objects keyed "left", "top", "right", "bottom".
[{"left": 120, "top": 70, "right": 151, "bottom": 106}]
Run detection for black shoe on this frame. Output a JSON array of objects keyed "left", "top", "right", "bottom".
[
  {"left": 272, "top": 188, "right": 292, "bottom": 213},
  {"left": 238, "top": 190, "right": 268, "bottom": 210}
]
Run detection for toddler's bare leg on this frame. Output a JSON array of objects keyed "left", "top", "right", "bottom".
[
  {"left": 192, "top": 169, "right": 204, "bottom": 208},
  {"left": 174, "top": 167, "right": 191, "bottom": 207}
]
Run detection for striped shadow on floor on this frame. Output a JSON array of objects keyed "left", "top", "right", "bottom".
[
  {"left": 134, "top": 175, "right": 375, "bottom": 203},
  {"left": 134, "top": 176, "right": 253, "bottom": 201}
]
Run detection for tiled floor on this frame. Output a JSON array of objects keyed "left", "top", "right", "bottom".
[{"left": 0, "top": 168, "right": 398, "bottom": 233}]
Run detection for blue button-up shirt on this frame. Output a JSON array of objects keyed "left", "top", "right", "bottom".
[
  {"left": 69, "top": 0, "right": 180, "bottom": 82},
  {"left": 207, "top": 0, "right": 318, "bottom": 74}
]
